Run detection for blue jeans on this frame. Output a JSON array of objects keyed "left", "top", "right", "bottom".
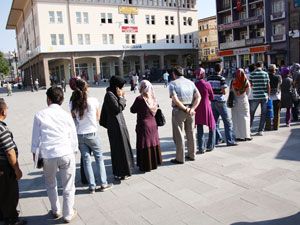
[
  {"left": 249, "top": 99, "right": 268, "bottom": 132},
  {"left": 197, "top": 125, "right": 216, "bottom": 151},
  {"left": 78, "top": 133, "right": 108, "bottom": 189},
  {"left": 211, "top": 101, "right": 235, "bottom": 145}
]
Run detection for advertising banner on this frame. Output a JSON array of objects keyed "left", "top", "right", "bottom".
[{"left": 121, "top": 26, "right": 138, "bottom": 33}]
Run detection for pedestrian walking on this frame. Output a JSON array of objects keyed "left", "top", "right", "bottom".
[
  {"left": 231, "top": 68, "right": 252, "bottom": 141},
  {"left": 34, "top": 79, "right": 39, "bottom": 91},
  {"left": 31, "top": 87, "right": 78, "bottom": 223},
  {"left": 265, "top": 64, "right": 282, "bottom": 131},
  {"left": 61, "top": 79, "right": 66, "bottom": 92},
  {"left": 249, "top": 61, "right": 270, "bottom": 136},
  {"left": 207, "top": 63, "right": 237, "bottom": 146},
  {"left": 70, "top": 79, "right": 112, "bottom": 193},
  {"left": 100, "top": 76, "right": 134, "bottom": 180},
  {"left": 169, "top": 66, "right": 200, "bottom": 164},
  {"left": 280, "top": 68, "right": 294, "bottom": 127},
  {"left": 130, "top": 80, "right": 162, "bottom": 172},
  {"left": 0, "top": 99, "right": 26, "bottom": 225},
  {"left": 194, "top": 68, "right": 216, "bottom": 153},
  {"left": 6, "top": 82, "right": 12, "bottom": 96},
  {"left": 163, "top": 70, "right": 169, "bottom": 87}
]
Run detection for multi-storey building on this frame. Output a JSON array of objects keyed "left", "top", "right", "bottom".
[
  {"left": 6, "top": 0, "right": 198, "bottom": 87},
  {"left": 198, "top": 16, "right": 220, "bottom": 67},
  {"left": 216, "top": 0, "right": 299, "bottom": 70}
]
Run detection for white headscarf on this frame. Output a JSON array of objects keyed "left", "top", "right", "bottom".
[{"left": 139, "top": 80, "right": 158, "bottom": 115}]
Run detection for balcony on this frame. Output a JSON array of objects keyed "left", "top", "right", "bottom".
[
  {"left": 245, "top": 37, "right": 264, "bottom": 46},
  {"left": 218, "top": 15, "right": 263, "bottom": 31},
  {"left": 271, "top": 34, "right": 286, "bottom": 43},
  {"left": 270, "top": 12, "right": 286, "bottom": 21},
  {"left": 220, "top": 39, "right": 246, "bottom": 50}
]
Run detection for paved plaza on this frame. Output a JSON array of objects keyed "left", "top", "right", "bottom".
[{"left": 1, "top": 84, "right": 300, "bottom": 225}]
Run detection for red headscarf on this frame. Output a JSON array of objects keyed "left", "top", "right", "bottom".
[{"left": 232, "top": 68, "right": 249, "bottom": 95}]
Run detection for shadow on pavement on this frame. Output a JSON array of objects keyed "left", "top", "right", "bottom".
[
  {"left": 275, "top": 127, "right": 300, "bottom": 162},
  {"left": 231, "top": 212, "right": 300, "bottom": 225},
  {"left": 20, "top": 211, "right": 67, "bottom": 225}
]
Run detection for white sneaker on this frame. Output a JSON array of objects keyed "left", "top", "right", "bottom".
[{"left": 63, "top": 209, "right": 77, "bottom": 223}]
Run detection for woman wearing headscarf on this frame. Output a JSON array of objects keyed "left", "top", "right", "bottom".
[
  {"left": 291, "top": 63, "right": 300, "bottom": 121},
  {"left": 231, "top": 68, "right": 252, "bottom": 141},
  {"left": 280, "top": 68, "right": 294, "bottom": 127},
  {"left": 194, "top": 68, "right": 216, "bottom": 153},
  {"left": 130, "top": 80, "right": 162, "bottom": 172},
  {"left": 100, "top": 76, "right": 134, "bottom": 180}
]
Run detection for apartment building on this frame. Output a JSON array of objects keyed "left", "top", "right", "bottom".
[{"left": 6, "top": 0, "right": 198, "bottom": 87}]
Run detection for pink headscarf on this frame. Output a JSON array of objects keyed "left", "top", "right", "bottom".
[
  {"left": 194, "top": 68, "right": 206, "bottom": 80},
  {"left": 139, "top": 80, "right": 158, "bottom": 115}
]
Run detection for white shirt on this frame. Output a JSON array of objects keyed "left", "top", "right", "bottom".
[
  {"left": 72, "top": 97, "right": 99, "bottom": 134},
  {"left": 31, "top": 104, "right": 78, "bottom": 159}
]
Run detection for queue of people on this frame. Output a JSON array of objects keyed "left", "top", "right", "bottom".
[{"left": 0, "top": 62, "right": 299, "bottom": 225}]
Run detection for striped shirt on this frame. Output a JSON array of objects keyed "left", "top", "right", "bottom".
[
  {"left": 207, "top": 74, "right": 227, "bottom": 102},
  {"left": 249, "top": 69, "right": 270, "bottom": 100},
  {"left": 0, "top": 121, "right": 17, "bottom": 165}
]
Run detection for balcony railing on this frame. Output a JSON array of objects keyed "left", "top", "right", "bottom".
[
  {"left": 218, "top": 15, "right": 264, "bottom": 31},
  {"left": 271, "top": 34, "right": 286, "bottom": 43},
  {"left": 270, "top": 12, "right": 286, "bottom": 21},
  {"left": 220, "top": 39, "right": 246, "bottom": 50}
]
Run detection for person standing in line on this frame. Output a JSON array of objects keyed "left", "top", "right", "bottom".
[
  {"left": 100, "top": 76, "right": 134, "bottom": 180},
  {"left": 265, "top": 64, "right": 282, "bottom": 131},
  {"left": 280, "top": 68, "right": 294, "bottom": 127},
  {"left": 6, "top": 82, "right": 12, "bottom": 96},
  {"left": 231, "top": 69, "right": 252, "bottom": 141},
  {"left": 163, "top": 70, "right": 169, "bottom": 87},
  {"left": 249, "top": 61, "right": 270, "bottom": 136},
  {"left": 31, "top": 87, "right": 78, "bottom": 223},
  {"left": 207, "top": 63, "right": 237, "bottom": 146},
  {"left": 0, "top": 99, "right": 27, "bottom": 225},
  {"left": 291, "top": 63, "right": 300, "bottom": 121},
  {"left": 70, "top": 79, "right": 112, "bottom": 193},
  {"left": 130, "top": 80, "right": 162, "bottom": 172},
  {"left": 194, "top": 68, "right": 216, "bottom": 154},
  {"left": 169, "top": 66, "right": 200, "bottom": 164}
]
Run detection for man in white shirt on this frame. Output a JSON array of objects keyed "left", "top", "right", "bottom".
[
  {"left": 163, "top": 70, "right": 169, "bottom": 87},
  {"left": 31, "top": 87, "right": 78, "bottom": 223}
]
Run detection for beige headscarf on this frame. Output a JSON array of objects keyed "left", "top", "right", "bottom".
[{"left": 139, "top": 80, "right": 158, "bottom": 115}]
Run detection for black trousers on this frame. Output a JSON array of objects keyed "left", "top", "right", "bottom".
[
  {"left": 292, "top": 99, "right": 299, "bottom": 121},
  {"left": 0, "top": 165, "right": 19, "bottom": 222}
]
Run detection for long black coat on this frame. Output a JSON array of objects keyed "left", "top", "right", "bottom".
[
  {"left": 281, "top": 77, "right": 293, "bottom": 108},
  {"left": 100, "top": 91, "right": 134, "bottom": 177}
]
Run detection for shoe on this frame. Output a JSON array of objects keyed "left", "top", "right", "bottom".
[
  {"left": 217, "top": 139, "right": 225, "bottom": 145},
  {"left": 50, "top": 210, "right": 61, "bottom": 219},
  {"left": 256, "top": 131, "right": 263, "bottom": 136},
  {"left": 236, "top": 138, "right": 246, "bottom": 142},
  {"left": 120, "top": 176, "right": 131, "bottom": 180},
  {"left": 286, "top": 124, "right": 290, "bottom": 127},
  {"left": 196, "top": 150, "right": 206, "bottom": 154},
  {"left": 63, "top": 209, "right": 77, "bottom": 223},
  {"left": 170, "top": 159, "right": 184, "bottom": 164},
  {"left": 227, "top": 143, "right": 238, "bottom": 147},
  {"left": 99, "top": 183, "right": 113, "bottom": 192},
  {"left": 185, "top": 156, "right": 195, "bottom": 161},
  {"left": 88, "top": 188, "right": 95, "bottom": 194},
  {"left": 206, "top": 148, "right": 214, "bottom": 152},
  {"left": 5, "top": 219, "right": 27, "bottom": 225},
  {"left": 245, "top": 137, "right": 253, "bottom": 141}
]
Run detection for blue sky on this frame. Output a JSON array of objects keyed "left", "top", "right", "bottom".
[{"left": 0, "top": 0, "right": 216, "bottom": 53}]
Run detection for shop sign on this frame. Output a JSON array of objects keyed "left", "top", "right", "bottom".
[
  {"left": 208, "top": 54, "right": 220, "bottom": 61},
  {"left": 245, "top": 37, "right": 264, "bottom": 46},
  {"left": 121, "top": 26, "right": 138, "bottom": 33},
  {"left": 122, "top": 44, "right": 142, "bottom": 49},
  {"left": 218, "top": 50, "right": 234, "bottom": 57},
  {"left": 118, "top": 6, "right": 138, "bottom": 15},
  {"left": 234, "top": 48, "right": 250, "bottom": 55},
  {"left": 250, "top": 45, "right": 270, "bottom": 53}
]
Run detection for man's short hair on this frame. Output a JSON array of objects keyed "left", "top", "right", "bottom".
[
  {"left": 256, "top": 61, "right": 264, "bottom": 68},
  {"left": 173, "top": 65, "right": 184, "bottom": 76},
  {"left": 249, "top": 64, "right": 255, "bottom": 73},
  {"left": 0, "top": 98, "right": 7, "bottom": 114},
  {"left": 214, "top": 63, "right": 222, "bottom": 73},
  {"left": 46, "top": 86, "right": 64, "bottom": 105}
]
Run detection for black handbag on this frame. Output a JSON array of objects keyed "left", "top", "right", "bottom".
[
  {"left": 155, "top": 108, "right": 166, "bottom": 126},
  {"left": 227, "top": 80, "right": 235, "bottom": 108}
]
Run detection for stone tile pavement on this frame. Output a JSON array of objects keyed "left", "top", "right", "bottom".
[{"left": 1, "top": 83, "right": 300, "bottom": 225}]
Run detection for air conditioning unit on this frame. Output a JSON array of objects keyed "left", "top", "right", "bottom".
[{"left": 251, "top": 4, "right": 256, "bottom": 9}]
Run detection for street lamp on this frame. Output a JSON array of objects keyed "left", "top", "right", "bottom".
[{"left": 26, "top": 50, "right": 34, "bottom": 92}]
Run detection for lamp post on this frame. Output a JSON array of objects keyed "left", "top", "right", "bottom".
[{"left": 26, "top": 50, "right": 34, "bottom": 92}]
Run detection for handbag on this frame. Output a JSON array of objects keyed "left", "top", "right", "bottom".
[
  {"left": 227, "top": 80, "right": 235, "bottom": 108},
  {"left": 155, "top": 108, "right": 166, "bottom": 126}
]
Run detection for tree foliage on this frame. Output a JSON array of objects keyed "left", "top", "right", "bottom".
[{"left": 0, "top": 52, "right": 10, "bottom": 76}]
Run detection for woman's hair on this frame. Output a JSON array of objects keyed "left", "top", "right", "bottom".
[{"left": 71, "top": 79, "right": 88, "bottom": 119}]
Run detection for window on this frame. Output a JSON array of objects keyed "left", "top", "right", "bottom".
[
  {"left": 146, "top": 15, "right": 150, "bottom": 24},
  {"left": 171, "top": 34, "right": 175, "bottom": 43},
  {"left": 170, "top": 16, "right": 174, "bottom": 25},
  {"left": 152, "top": 34, "right": 156, "bottom": 43},
  {"left": 85, "top": 34, "right": 90, "bottom": 45},
  {"left": 166, "top": 34, "right": 170, "bottom": 43},
  {"left": 206, "top": 24, "right": 209, "bottom": 29},
  {"left": 184, "top": 35, "right": 188, "bottom": 43},
  {"left": 109, "top": 34, "right": 114, "bottom": 44},
  {"left": 78, "top": 34, "right": 83, "bottom": 45},
  {"left": 146, "top": 34, "right": 151, "bottom": 43},
  {"left": 183, "top": 17, "right": 187, "bottom": 25},
  {"left": 272, "top": 0, "right": 284, "bottom": 13},
  {"left": 125, "top": 34, "right": 130, "bottom": 44},
  {"left": 151, "top": 15, "right": 155, "bottom": 25},
  {"left": 239, "top": 10, "right": 247, "bottom": 20},
  {"left": 124, "top": 15, "right": 129, "bottom": 24},
  {"left": 204, "top": 37, "right": 208, "bottom": 42},
  {"left": 83, "top": 12, "right": 89, "bottom": 24},
  {"left": 204, "top": 48, "right": 210, "bottom": 56},
  {"left": 124, "top": 14, "right": 134, "bottom": 24},
  {"left": 50, "top": 34, "right": 57, "bottom": 45},
  {"left": 273, "top": 23, "right": 285, "bottom": 35},
  {"left": 49, "top": 11, "right": 55, "bottom": 23},
  {"left": 223, "top": 14, "right": 232, "bottom": 24},
  {"left": 165, "top": 16, "right": 169, "bottom": 25},
  {"left": 131, "top": 34, "right": 136, "bottom": 44},
  {"left": 58, "top": 34, "right": 64, "bottom": 45},
  {"left": 189, "top": 35, "right": 193, "bottom": 43},
  {"left": 57, "top": 11, "right": 63, "bottom": 23},
  {"left": 199, "top": 26, "right": 202, "bottom": 31},
  {"left": 76, "top": 12, "right": 82, "bottom": 24},
  {"left": 107, "top": 13, "right": 113, "bottom": 23},
  {"left": 102, "top": 34, "right": 108, "bottom": 44},
  {"left": 101, "top": 13, "right": 106, "bottom": 23},
  {"left": 187, "top": 17, "right": 192, "bottom": 26},
  {"left": 240, "top": 31, "right": 247, "bottom": 39}
]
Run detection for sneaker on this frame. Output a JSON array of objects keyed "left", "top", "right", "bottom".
[
  {"left": 120, "top": 176, "right": 131, "bottom": 180},
  {"left": 88, "top": 188, "right": 95, "bottom": 194},
  {"left": 50, "top": 210, "right": 61, "bottom": 219},
  {"left": 227, "top": 142, "right": 238, "bottom": 147},
  {"left": 99, "top": 183, "right": 113, "bottom": 192},
  {"left": 170, "top": 159, "right": 184, "bottom": 164},
  {"left": 185, "top": 156, "right": 195, "bottom": 161},
  {"left": 63, "top": 209, "right": 77, "bottom": 223},
  {"left": 256, "top": 131, "right": 263, "bottom": 136}
]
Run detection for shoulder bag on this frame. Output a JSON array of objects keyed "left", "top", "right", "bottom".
[{"left": 155, "top": 108, "right": 166, "bottom": 127}]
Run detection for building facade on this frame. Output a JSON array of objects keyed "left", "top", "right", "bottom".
[
  {"left": 6, "top": 0, "right": 198, "bottom": 87},
  {"left": 198, "top": 16, "right": 220, "bottom": 67},
  {"left": 288, "top": 0, "right": 300, "bottom": 64},
  {"left": 216, "top": 0, "right": 299, "bottom": 71}
]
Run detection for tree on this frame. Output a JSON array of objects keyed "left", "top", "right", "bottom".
[{"left": 0, "top": 52, "right": 10, "bottom": 77}]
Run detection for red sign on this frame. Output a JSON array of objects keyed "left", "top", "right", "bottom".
[
  {"left": 218, "top": 50, "right": 234, "bottom": 57},
  {"left": 250, "top": 45, "right": 271, "bottom": 53},
  {"left": 237, "top": 0, "right": 242, "bottom": 12},
  {"left": 121, "top": 26, "right": 138, "bottom": 33}
]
